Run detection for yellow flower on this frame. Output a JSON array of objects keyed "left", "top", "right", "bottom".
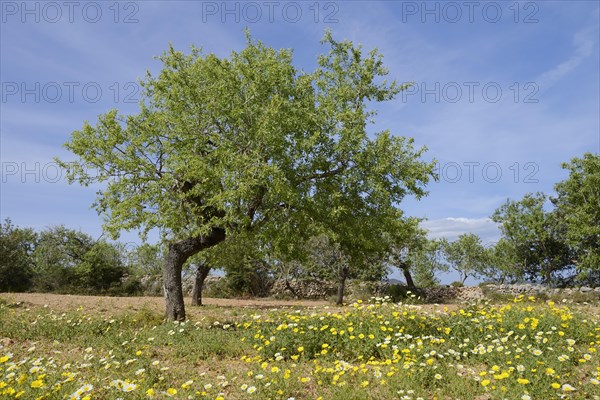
[
  {"left": 481, "top": 379, "right": 491, "bottom": 387},
  {"left": 31, "top": 380, "right": 44, "bottom": 388},
  {"left": 551, "top": 382, "right": 560, "bottom": 389},
  {"left": 517, "top": 378, "right": 530, "bottom": 385},
  {"left": 166, "top": 388, "right": 177, "bottom": 396}
]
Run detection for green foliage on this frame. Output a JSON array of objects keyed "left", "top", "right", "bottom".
[
  {"left": 190, "top": 232, "right": 274, "bottom": 298},
  {"left": 410, "top": 238, "right": 446, "bottom": 287},
  {"left": 304, "top": 234, "right": 349, "bottom": 281},
  {"left": 0, "top": 219, "right": 36, "bottom": 292},
  {"left": 552, "top": 153, "right": 600, "bottom": 274},
  {"left": 384, "top": 218, "right": 446, "bottom": 288},
  {"left": 441, "top": 233, "right": 488, "bottom": 284},
  {"left": 74, "top": 241, "right": 127, "bottom": 292},
  {"left": 491, "top": 193, "right": 572, "bottom": 284},
  {"left": 57, "top": 33, "right": 435, "bottom": 319},
  {"left": 128, "top": 243, "right": 165, "bottom": 277},
  {"left": 58, "top": 33, "right": 433, "bottom": 242},
  {"left": 223, "top": 260, "right": 273, "bottom": 297},
  {"left": 29, "top": 225, "right": 130, "bottom": 294},
  {"left": 384, "top": 285, "right": 426, "bottom": 303},
  {"left": 485, "top": 238, "right": 524, "bottom": 283}
]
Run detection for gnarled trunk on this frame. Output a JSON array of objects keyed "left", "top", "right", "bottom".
[
  {"left": 163, "top": 228, "right": 225, "bottom": 321},
  {"left": 191, "top": 263, "right": 211, "bottom": 306},
  {"left": 336, "top": 265, "right": 349, "bottom": 305},
  {"left": 400, "top": 262, "right": 416, "bottom": 289}
]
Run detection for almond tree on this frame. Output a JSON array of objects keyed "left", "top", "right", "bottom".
[{"left": 59, "top": 33, "right": 435, "bottom": 320}]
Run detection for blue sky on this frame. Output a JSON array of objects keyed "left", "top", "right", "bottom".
[{"left": 1, "top": 1, "right": 599, "bottom": 284}]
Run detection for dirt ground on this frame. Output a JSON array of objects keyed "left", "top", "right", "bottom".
[
  {"left": 0, "top": 292, "right": 459, "bottom": 317},
  {"left": 0, "top": 292, "right": 330, "bottom": 314}
]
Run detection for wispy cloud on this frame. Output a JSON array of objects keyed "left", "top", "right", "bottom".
[
  {"left": 536, "top": 15, "right": 599, "bottom": 90},
  {"left": 422, "top": 217, "right": 500, "bottom": 244}
]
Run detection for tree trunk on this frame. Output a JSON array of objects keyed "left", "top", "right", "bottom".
[
  {"left": 336, "top": 266, "right": 349, "bottom": 305},
  {"left": 400, "top": 263, "right": 416, "bottom": 289},
  {"left": 285, "top": 279, "right": 300, "bottom": 298},
  {"left": 461, "top": 272, "right": 469, "bottom": 285},
  {"left": 191, "top": 263, "right": 211, "bottom": 306},
  {"left": 163, "top": 227, "right": 225, "bottom": 321}
]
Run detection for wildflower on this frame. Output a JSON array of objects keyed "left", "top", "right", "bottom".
[
  {"left": 123, "top": 383, "right": 137, "bottom": 392},
  {"left": 31, "top": 380, "right": 44, "bottom": 388},
  {"left": 561, "top": 384, "right": 576, "bottom": 392}
]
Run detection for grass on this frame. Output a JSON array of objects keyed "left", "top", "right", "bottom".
[{"left": 0, "top": 295, "right": 599, "bottom": 399}]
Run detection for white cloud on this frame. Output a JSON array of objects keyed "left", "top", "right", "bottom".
[
  {"left": 422, "top": 217, "right": 500, "bottom": 245},
  {"left": 536, "top": 19, "right": 599, "bottom": 90}
]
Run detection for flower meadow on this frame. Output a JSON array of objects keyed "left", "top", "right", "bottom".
[{"left": 0, "top": 296, "right": 599, "bottom": 400}]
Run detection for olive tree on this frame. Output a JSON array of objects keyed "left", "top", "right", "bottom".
[
  {"left": 441, "top": 233, "right": 488, "bottom": 285},
  {"left": 552, "top": 153, "right": 600, "bottom": 276},
  {"left": 59, "top": 33, "right": 435, "bottom": 320}
]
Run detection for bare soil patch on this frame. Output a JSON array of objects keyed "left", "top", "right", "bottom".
[
  {"left": 0, "top": 292, "right": 463, "bottom": 318},
  {"left": 0, "top": 292, "right": 329, "bottom": 315}
]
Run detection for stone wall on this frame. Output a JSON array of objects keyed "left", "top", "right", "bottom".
[
  {"left": 482, "top": 283, "right": 600, "bottom": 298},
  {"left": 143, "top": 275, "right": 600, "bottom": 303}
]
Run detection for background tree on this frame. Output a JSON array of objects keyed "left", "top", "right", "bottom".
[
  {"left": 484, "top": 239, "right": 525, "bottom": 284},
  {"left": 32, "top": 226, "right": 128, "bottom": 293},
  {"left": 187, "top": 231, "right": 273, "bottom": 305},
  {"left": 552, "top": 153, "right": 600, "bottom": 280},
  {"left": 128, "top": 243, "right": 164, "bottom": 277},
  {"left": 74, "top": 241, "right": 127, "bottom": 293},
  {"left": 59, "top": 33, "right": 435, "bottom": 320},
  {"left": 304, "top": 233, "right": 351, "bottom": 305},
  {"left": 410, "top": 238, "right": 447, "bottom": 288},
  {"left": 32, "top": 226, "right": 92, "bottom": 292},
  {"left": 0, "top": 219, "right": 36, "bottom": 292},
  {"left": 386, "top": 219, "right": 446, "bottom": 288},
  {"left": 492, "top": 193, "right": 572, "bottom": 284},
  {"left": 441, "top": 233, "right": 488, "bottom": 285}
]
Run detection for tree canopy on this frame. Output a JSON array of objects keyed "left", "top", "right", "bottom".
[
  {"left": 59, "top": 32, "right": 436, "bottom": 319},
  {"left": 492, "top": 193, "right": 573, "bottom": 284},
  {"left": 552, "top": 153, "right": 600, "bottom": 275}
]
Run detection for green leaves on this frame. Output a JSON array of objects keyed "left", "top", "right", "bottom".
[
  {"left": 441, "top": 233, "right": 488, "bottom": 284},
  {"left": 59, "top": 32, "right": 434, "bottom": 273},
  {"left": 490, "top": 153, "right": 599, "bottom": 284},
  {"left": 491, "top": 193, "right": 572, "bottom": 284},
  {"left": 552, "top": 153, "right": 600, "bottom": 273}
]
